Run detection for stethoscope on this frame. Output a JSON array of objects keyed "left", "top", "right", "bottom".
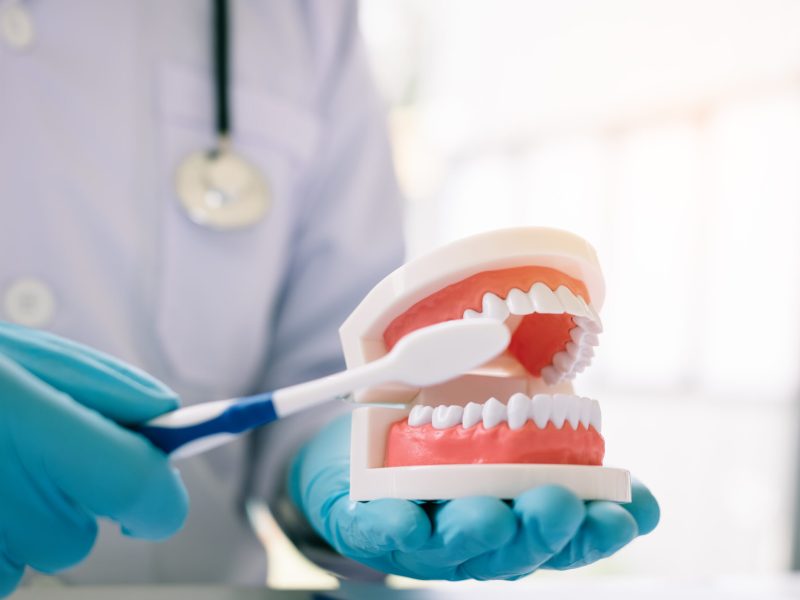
[{"left": 175, "top": 0, "right": 271, "bottom": 230}]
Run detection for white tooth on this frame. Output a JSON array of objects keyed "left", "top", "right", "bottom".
[
  {"left": 565, "top": 342, "right": 580, "bottom": 358},
  {"left": 408, "top": 405, "right": 433, "bottom": 427},
  {"left": 528, "top": 283, "right": 564, "bottom": 314},
  {"left": 505, "top": 288, "right": 534, "bottom": 315},
  {"left": 574, "top": 315, "right": 602, "bottom": 334},
  {"left": 507, "top": 393, "right": 530, "bottom": 430},
  {"left": 579, "top": 397, "right": 593, "bottom": 429},
  {"left": 579, "top": 345, "right": 595, "bottom": 359},
  {"left": 566, "top": 396, "right": 581, "bottom": 429},
  {"left": 463, "top": 309, "right": 482, "bottom": 319},
  {"left": 551, "top": 394, "right": 571, "bottom": 429},
  {"left": 552, "top": 351, "right": 574, "bottom": 373},
  {"left": 462, "top": 401, "right": 483, "bottom": 428},
  {"left": 573, "top": 361, "right": 588, "bottom": 373},
  {"left": 431, "top": 405, "right": 448, "bottom": 428},
  {"left": 482, "top": 397, "right": 507, "bottom": 429},
  {"left": 590, "top": 399, "right": 602, "bottom": 432},
  {"left": 530, "top": 394, "right": 553, "bottom": 429},
  {"left": 587, "top": 305, "right": 604, "bottom": 331},
  {"left": 482, "top": 293, "right": 510, "bottom": 321},
  {"left": 582, "top": 333, "right": 600, "bottom": 347},
  {"left": 570, "top": 327, "right": 586, "bottom": 344},
  {"left": 555, "top": 286, "right": 585, "bottom": 316},
  {"left": 573, "top": 294, "right": 593, "bottom": 318},
  {"left": 432, "top": 404, "right": 464, "bottom": 429},
  {"left": 540, "top": 365, "right": 562, "bottom": 385}
]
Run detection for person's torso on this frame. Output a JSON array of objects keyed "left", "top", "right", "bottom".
[
  {"left": 0, "top": 0, "right": 327, "bottom": 403},
  {"left": 1, "top": 0, "right": 343, "bottom": 584}
]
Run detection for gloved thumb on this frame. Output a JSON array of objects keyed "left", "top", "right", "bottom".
[
  {"left": 116, "top": 463, "right": 189, "bottom": 539},
  {"left": 0, "top": 321, "right": 178, "bottom": 423}
]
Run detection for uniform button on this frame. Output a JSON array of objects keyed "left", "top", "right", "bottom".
[
  {"left": 0, "top": 1, "right": 34, "bottom": 51},
  {"left": 3, "top": 278, "right": 55, "bottom": 327}
]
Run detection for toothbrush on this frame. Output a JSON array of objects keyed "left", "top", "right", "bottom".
[{"left": 133, "top": 319, "right": 510, "bottom": 459}]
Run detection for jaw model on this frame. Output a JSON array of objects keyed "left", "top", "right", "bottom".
[{"left": 341, "top": 227, "right": 631, "bottom": 502}]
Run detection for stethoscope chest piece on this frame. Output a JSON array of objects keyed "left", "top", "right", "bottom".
[{"left": 176, "top": 147, "right": 271, "bottom": 230}]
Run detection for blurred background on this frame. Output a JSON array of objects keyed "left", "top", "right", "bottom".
[{"left": 356, "top": 0, "right": 800, "bottom": 580}]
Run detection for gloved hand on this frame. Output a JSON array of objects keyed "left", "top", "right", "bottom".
[
  {"left": 290, "top": 413, "right": 659, "bottom": 580},
  {"left": 0, "top": 322, "right": 188, "bottom": 597}
]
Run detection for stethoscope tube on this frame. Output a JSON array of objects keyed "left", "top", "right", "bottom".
[{"left": 213, "top": 0, "right": 230, "bottom": 143}]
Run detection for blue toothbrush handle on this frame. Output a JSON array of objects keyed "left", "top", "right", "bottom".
[{"left": 132, "top": 392, "right": 278, "bottom": 458}]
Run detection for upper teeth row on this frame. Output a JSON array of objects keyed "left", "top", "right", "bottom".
[
  {"left": 463, "top": 283, "right": 602, "bottom": 384},
  {"left": 463, "top": 283, "right": 601, "bottom": 327},
  {"left": 541, "top": 325, "right": 599, "bottom": 385},
  {"left": 407, "top": 393, "right": 602, "bottom": 432}
]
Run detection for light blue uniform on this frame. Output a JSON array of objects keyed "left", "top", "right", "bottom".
[{"left": 1, "top": 0, "right": 403, "bottom": 585}]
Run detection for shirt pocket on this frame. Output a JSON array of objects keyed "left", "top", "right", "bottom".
[{"left": 153, "top": 62, "right": 320, "bottom": 395}]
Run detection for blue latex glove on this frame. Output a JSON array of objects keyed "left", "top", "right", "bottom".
[
  {"left": 0, "top": 322, "right": 188, "bottom": 597},
  {"left": 290, "top": 414, "right": 659, "bottom": 580}
]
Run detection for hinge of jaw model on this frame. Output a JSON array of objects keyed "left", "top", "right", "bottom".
[{"left": 340, "top": 227, "right": 631, "bottom": 502}]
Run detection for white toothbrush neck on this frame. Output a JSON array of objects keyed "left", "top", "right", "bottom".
[{"left": 271, "top": 355, "right": 392, "bottom": 416}]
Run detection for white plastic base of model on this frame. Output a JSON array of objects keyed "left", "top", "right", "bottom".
[
  {"left": 350, "top": 463, "right": 631, "bottom": 502},
  {"left": 349, "top": 406, "right": 631, "bottom": 502}
]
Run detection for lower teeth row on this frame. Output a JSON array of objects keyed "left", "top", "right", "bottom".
[{"left": 407, "top": 393, "right": 601, "bottom": 432}]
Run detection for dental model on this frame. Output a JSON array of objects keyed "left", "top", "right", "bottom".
[{"left": 340, "top": 227, "right": 631, "bottom": 502}]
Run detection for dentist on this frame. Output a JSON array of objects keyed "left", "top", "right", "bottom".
[{"left": 0, "top": 0, "right": 659, "bottom": 595}]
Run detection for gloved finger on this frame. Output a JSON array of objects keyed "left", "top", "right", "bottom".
[
  {"left": 325, "top": 496, "right": 431, "bottom": 559},
  {"left": 289, "top": 418, "right": 431, "bottom": 558},
  {"left": 391, "top": 497, "right": 517, "bottom": 579},
  {"left": 0, "top": 322, "right": 178, "bottom": 423},
  {"left": 460, "top": 485, "right": 585, "bottom": 580},
  {"left": 291, "top": 414, "right": 431, "bottom": 557},
  {"left": 620, "top": 479, "right": 660, "bottom": 536},
  {"left": 542, "top": 501, "right": 639, "bottom": 569},
  {"left": 3, "top": 357, "right": 188, "bottom": 540},
  {"left": 0, "top": 550, "right": 24, "bottom": 598},
  {"left": 1, "top": 475, "right": 98, "bottom": 573},
  {"left": 52, "top": 418, "right": 188, "bottom": 540}
]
